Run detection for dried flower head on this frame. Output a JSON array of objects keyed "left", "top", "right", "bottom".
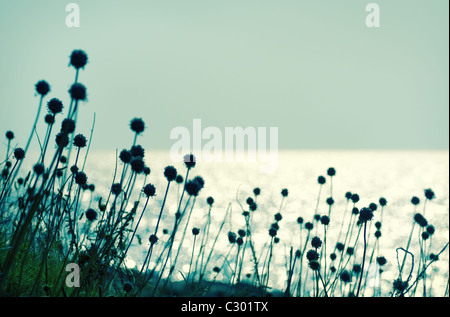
[
  {"left": 311, "top": 236, "right": 322, "bottom": 249},
  {"left": 340, "top": 270, "right": 352, "bottom": 283},
  {"left": 44, "top": 114, "right": 55, "bottom": 125},
  {"left": 142, "top": 183, "right": 156, "bottom": 197},
  {"left": 207, "top": 196, "right": 214, "bottom": 206},
  {"left": 73, "top": 134, "right": 87, "bottom": 148},
  {"left": 5, "top": 130, "right": 14, "bottom": 140},
  {"left": 69, "top": 83, "right": 87, "bottom": 101},
  {"left": 70, "top": 50, "right": 88, "bottom": 69},
  {"left": 318, "top": 176, "right": 326, "bottom": 185},
  {"left": 130, "top": 145, "right": 145, "bottom": 158},
  {"left": 75, "top": 171, "right": 88, "bottom": 186},
  {"left": 13, "top": 148, "right": 25, "bottom": 160},
  {"left": 327, "top": 167, "right": 336, "bottom": 177},
  {"left": 253, "top": 187, "right": 261, "bottom": 196},
  {"left": 424, "top": 188, "right": 435, "bottom": 200},
  {"left": 61, "top": 119, "right": 76, "bottom": 134},
  {"left": 164, "top": 166, "right": 177, "bottom": 182},
  {"left": 119, "top": 149, "right": 132, "bottom": 164},
  {"left": 85, "top": 208, "right": 97, "bottom": 221},
  {"left": 326, "top": 197, "right": 334, "bottom": 206},
  {"left": 111, "top": 183, "right": 122, "bottom": 196},
  {"left": 376, "top": 256, "right": 387, "bottom": 266},
  {"left": 33, "top": 163, "right": 45, "bottom": 175},
  {"left": 351, "top": 193, "right": 360, "bottom": 203},
  {"left": 228, "top": 231, "right": 237, "bottom": 244},
  {"left": 175, "top": 175, "right": 184, "bottom": 184},
  {"left": 130, "top": 157, "right": 145, "bottom": 174},
  {"left": 55, "top": 132, "right": 69, "bottom": 148},
  {"left": 414, "top": 213, "right": 428, "bottom": 228},
  {"left": 320, "top": 215, "right": 330, "bottom": 226},
  {"left": 379, "top": 197, "right": 387, "bottom": 207},
  {"left": 359, "top": 207, "right": 374, "bottom": 222},
  {"left": 274, "top": 212, "right": 282, "bottom": 222},
  {"left": 183, "top": 154, "right": 196, "bottom": 169},
  {"left": 35, "top": 80, "right": 50, "bottom": 96},
  {"left": 192, "top": 227, "right": 200, "bottom": 236},
  {"left": 185, "top": 180, "right": 201, "bottom": 197},
  {"left": 305, "top": 222, "right": 314, "bottom": 231},
  {"left": 281, "top": 188, "right": 288, "bottom": 197},
  {"left": 149, "top": 234, "right": 158, "bottom": 245},
  {"left": 47, "top": 98, "right": 63, "bottom": 115},
  {"left": 306, "top": 249, "right": 319, "bottom": 262},
  {"left": 130, "top": 118, "right": 145, "bottom": 134},
  {"left": 411, "top": 196, "right": 420, "bottom": 205}
]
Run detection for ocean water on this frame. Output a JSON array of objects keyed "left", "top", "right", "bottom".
[{"left": 74, "top": 149, "right": 449, "bottom": 296}]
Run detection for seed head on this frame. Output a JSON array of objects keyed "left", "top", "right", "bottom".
[
  {"left": 130, "top": 157, "right": 145, "bottom": 174},
  {"left": 228, "top": 231, "right": 237, "bottom": 244},
  {"left": 44, "top": 114, "right": 55, "bottom": 125},
  {"left": 69, "top": 83, "right": 87, "bottom": 101},
  {"left": 376, "top": 256, "right": 387, "bottom": 266},
  {"left": 281, "top": 188, "right": 288, "bottom": 197},
  {"left": 13, "top": 148, "right": 25, "bottom": 160},
  {"left": 149, "top": 234, "right": 158, "bottom": 245},
  {"left": 192, "top": 227, "right": 200, "bottom": 236},
  {"left": 183, "top": 154, "right": 196, "bottom": 169},
  {"left": 55, "top": 132, "right": 69, "bottom": 148},
  {"left": 424, "top": 188, "right": 435, "bottom": 200},
  {"left": 70, "top": 50, "right": 88, "bottom": 69},
  {"left": 119, "top": 149, "right": 132, "bottom": 164},
  {"left": 207, "top": 196, "right": 214, "bottom": 206},
  {"left": 85, "top": 208, "right": 97, "bottom": 221},
  {"left": 306, "top": 249, "right": 319, "bottom": 262},
  {"left": 142, "top": 183, "right": 156, "bottom": 197},
  {"left": 345, "top": 191, "right": 352, "bottom": 200},
  {"left": 75, "top": 171, "right": 87, "bottom": 186},
  {"left": 414, "top": 213, "right": 428, "bottom": 227},
  {"left": 185, "top": 180, "right": 201, "bottom": 197},
  {"left": 47, "top": 98, "right": 63, "bottom": 115},
  {"left": 305, "top": 222, "right": 313, "bottom": 231},
  {"left": 326, "top": 197, "right": 334, "bottom": 206},
  {"left": 73, "top": 134, "right": 87, "bottom": 148},
  {"left": 379, "top": 197, "right": 387, "bottom": 207},
  {"left": 351, "top": 193, "right": 360, "bottom": 203},
  {"left": 5, "top": 130, "right": 14, "bottom": 140},
  {"left": 61, "top": 119, "right": 76, "bottom": 134},
  {"left": 369, "top": 203, "right": 378, "bottom": 211},
  {"left": 175, "top": 175, "right": 184, "bottom": 184},
  {"left": 359, "top": 207, "right": 374, "bottom": 222},
  {"left": 164, "top": 165, "right": 177, "bottom": 182},
  {"left": 274, "top": 212, "right": 282, "bottom": 222},
  {"left": 327, "top": 167, "right": 336, "bottom": 177},
  {"left": 253, "top": 187, "right": 261, "bottom": 196},
  {"left": 130, "top": 145, "right": 145, "bottom": 158},
  {"left": 320, "top": 215, "right": 330, "bottom": 226},
  {"left": 35, "top": 80, "right": 50, "bottom": 96},
  {"left": 111, "top": 183, "right": 122, "bottom": 196},
  {"left": 33, "top": 163, "right": 45, "bottom": 175},
  {"left": 130, "top": 118, "right": 145, "bottom": 134},
  {"left": 311, "top": 236, "right": 322, "bottom": 249},
  {"left": 308, "top": 260, "right": 320, "bottom": 271},
  {"left": 318, "top": 176, "right": 326, "bottom": 185},
  {"left": 340, "top": 270, "right": 352, "bottom": 283},
  {"left": 297, "top": 217, "right": 304, "bottom": 224},
  {"left": 411, "top": 196, "right": 420, "bottom": 205}
]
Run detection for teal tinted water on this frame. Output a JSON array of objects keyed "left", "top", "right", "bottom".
[{"left": 76, "top": 149, "right": 449, "bottom": 296}]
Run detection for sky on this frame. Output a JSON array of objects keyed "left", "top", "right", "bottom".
[{"left": 0, "top": 0, "right": 448, "bottom": 153}]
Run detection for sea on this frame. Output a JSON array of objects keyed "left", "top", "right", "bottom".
[{"left": 21, "top": 149, "right": 450, "bottom": 296}]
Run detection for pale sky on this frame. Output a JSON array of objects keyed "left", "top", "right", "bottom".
[{"left": 0, "top": 0, "right": 448, "bottom": 152}]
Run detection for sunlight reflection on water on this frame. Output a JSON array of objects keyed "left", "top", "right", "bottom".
[{"left": 78, "top": 149, "right": 449, "bottom": 296}]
